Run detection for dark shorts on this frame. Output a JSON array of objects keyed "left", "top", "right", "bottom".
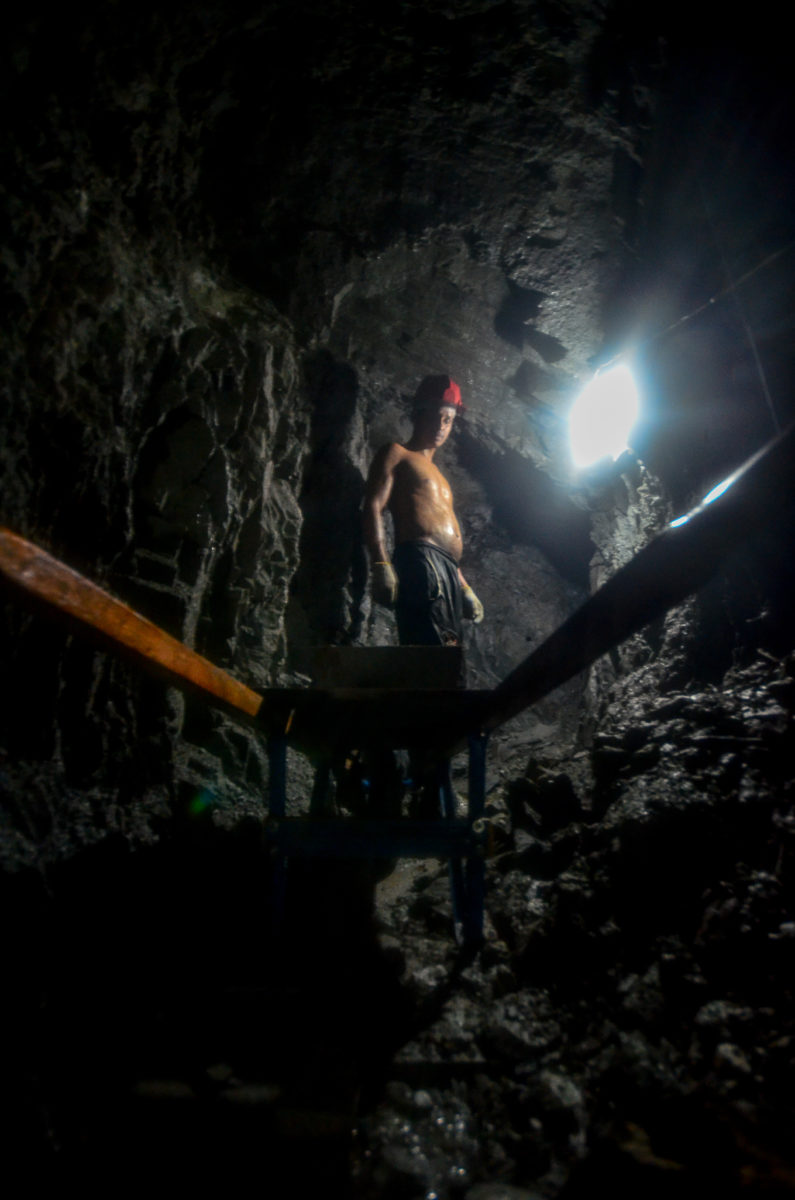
[{"left": 393, "top": 541, "right": 463, "bottom": 647}]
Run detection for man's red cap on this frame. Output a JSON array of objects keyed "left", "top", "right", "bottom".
[
  {"left": 441, "top": 378, "right": 463, "bottom": 410},
  {"left": 412, "top": 374, "right": 465, "bottom": 413}
]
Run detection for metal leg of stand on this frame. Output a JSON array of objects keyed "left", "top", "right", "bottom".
[
  {"left": 267, "top": 736, "right": 288, "bottom": 937},
  {"left": 265, "top": 732, "right": 488, "bottom": 947},
  {"left": 439, "top": 761, "right": 467, "bottom": 944},
  {"left": 310, "top": 759, "right": 333, "bottom": 817},
  {"left": 439, "top": 760, "right": 456, "bottom": 819},
  {"left": 464, "top": 733, "right": 488, "bottom": 947}
]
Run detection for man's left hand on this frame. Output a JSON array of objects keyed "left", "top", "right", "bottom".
[{"left": 462, "top": 585, "right": 484, "bottom": 624}]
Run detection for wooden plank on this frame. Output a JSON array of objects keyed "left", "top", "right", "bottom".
[
  {"left": 256, "top": 688, "right": 488, "bottom": 754},
  {"left": 265, "top": 818, "right": 478, "bottom": 858},
  {"left": 311, "top": 645, "right": 464, "bottom": 689},
  {"left": 0, "top": 527, "right": 264, "bottom": 720},
  {"left": 478, "top": 419, "right": 795, "bottom": 736},
  {"left": 0, "top": 528, "right": 485, "bottom": 749}
]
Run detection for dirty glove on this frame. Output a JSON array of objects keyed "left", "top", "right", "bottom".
[
  {"left": 462, "top": 585, "right": 484, "bottom": 624},
  {"left": 372, "top": 561, "right": 399, "bottom": 607}
]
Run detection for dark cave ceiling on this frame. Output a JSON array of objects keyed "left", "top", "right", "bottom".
[
  {"left": 7, "top": 0, "right": 794, "bottom": 501},
  {"left": 198, "top": 0, "right": 795, "bottom": 495}
]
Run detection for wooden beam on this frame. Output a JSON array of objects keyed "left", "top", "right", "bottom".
[
  {"left": 0, "top": 527, "right": 264, "bottom": 721},
  {"left": 0, "top": 527, "right": 485, "bottom": 750},
  {"left": 477, "top": 420, "right": 795, "bottom": 735}
]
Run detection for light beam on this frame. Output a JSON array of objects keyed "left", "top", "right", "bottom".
[{"left": 568, "top": 363, "right": 640, "bottom": 470}]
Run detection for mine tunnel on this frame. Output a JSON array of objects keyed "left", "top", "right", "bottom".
[{"left": 2, "top": 3, "right": 795, "bottom": 1195}]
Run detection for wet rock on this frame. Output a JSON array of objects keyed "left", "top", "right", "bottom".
[
  {"left": 409, "top": 874, "right": 458, "bottom": 937},
  {"left": 712, "top": 1042, "right": 752, "bottom": 1076},
  {"left": 465, "top": 1185, "right": 546, "bottom": 1199},
  {"left": 616, "top": 964, "right": 666, "bottom": 1029},
  {"left": 481, "top": 990, "right": 561, "bottom": 1062},
  {"left": 398, "top": 995, "right": 488, "bottom": 1066},
  {"left": 486, "top": 873, "right": 555, "bottom": 950},
  {"left": 693, "top": 1000, "right": 756, "bottom": 1040},
  {"left": 355, "top": 1087, "right": 480, "bottom": 1199},
  {"left": 508, "top": 772, "right": 582, "bottom": 837}
]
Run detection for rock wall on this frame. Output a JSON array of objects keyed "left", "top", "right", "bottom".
[
  {"left": 2, "top": 0, "right": 633, "bottom": 863},
  {"left": 2, "top": 8, "right": 310, "bottom": 864}
]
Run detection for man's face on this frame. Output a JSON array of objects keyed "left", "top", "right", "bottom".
[{"left": 415, "top": 403, "right": 456, "bottom": 449}]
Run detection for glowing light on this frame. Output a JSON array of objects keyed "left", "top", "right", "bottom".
[
  {"left": 568, "top": 363, "right": 640, "bottom": 470},
  {"left": 668, "top": 470, "right": 738, "bottom": 528},
  {"left": 701, "top": 476, "right": 734, "bottom": 506}
]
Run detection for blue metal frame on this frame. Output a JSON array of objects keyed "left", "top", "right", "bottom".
[
  {"left": 266, "top": 732, "right": 489, "bottom": 946},
  {"left": 267, "top": 736, "right": 288, "bottom": 938},
  {"left": 465, "top": 733, "right": 488, "bottom": 945}
]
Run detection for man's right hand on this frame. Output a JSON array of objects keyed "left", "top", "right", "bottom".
[{"left": 372, "top": 561, "right": 399, "bottom": 607}]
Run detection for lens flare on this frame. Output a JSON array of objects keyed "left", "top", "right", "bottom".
[
  {"left": 568, "top": 363, "right": 640, "bottom": 470},
  {"left": 701, "top": 476, "right": 734, "bottom": 506},
  {"left": 189, "top": 788, "right": 215, "bottom": 816},
  {"left": 668, "top": 469, "right": 738, "bottom": 529}
]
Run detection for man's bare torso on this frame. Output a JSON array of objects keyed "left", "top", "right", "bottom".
[{"left": 387, "top": 444, "right": 463, "bottom": 561}]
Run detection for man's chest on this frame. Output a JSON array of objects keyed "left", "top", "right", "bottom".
[{"left": 397, "top": 456, "right": 453, "bottom": 504}]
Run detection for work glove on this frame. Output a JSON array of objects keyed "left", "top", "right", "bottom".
[
  {"left": 372, "top": 561, "right": 398, "bottom": 607},
  {"left": 462, "top": 584, "right": 484, "bottom": 624}
]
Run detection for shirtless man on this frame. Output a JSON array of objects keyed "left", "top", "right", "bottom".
[{"left": 363, "top": 374, "right": 484, "bottom": 646}]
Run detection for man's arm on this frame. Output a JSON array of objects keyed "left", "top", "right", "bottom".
[
  {"left": 363, "top": 444, "right": 403, "bottom": 606},
  {"left": 458, "top": 567, "right": 484, "bottom": 624},
  {"left": 363, "top": 444, "right": 399, "bottom": 563}
]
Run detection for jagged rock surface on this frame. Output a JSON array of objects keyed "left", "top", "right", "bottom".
[{"left": 364, "top": 650, "right": 795, "bottom": 1197}]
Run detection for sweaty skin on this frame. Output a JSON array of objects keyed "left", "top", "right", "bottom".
[{"left": 363, "top": 403, "right": 472, "bottom": 591}]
